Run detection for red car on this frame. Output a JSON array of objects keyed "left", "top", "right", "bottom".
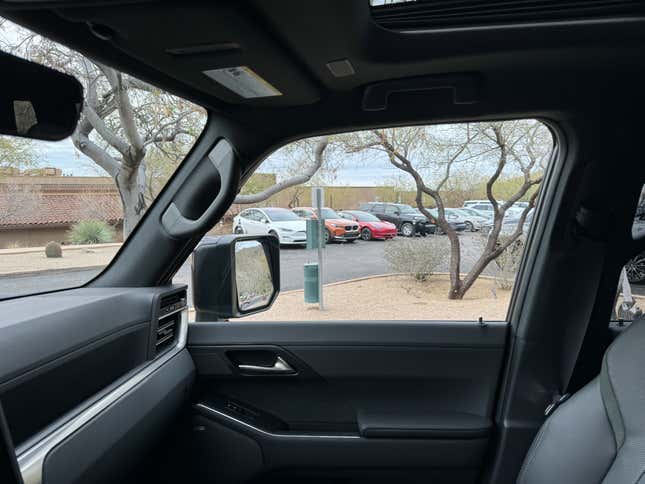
[{"left": 339, "top": 210, "right": 397, "bottom": 241}]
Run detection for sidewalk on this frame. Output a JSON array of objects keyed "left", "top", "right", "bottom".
[{"left": 0, "top": 243, "right": 121, "bottom": 276}]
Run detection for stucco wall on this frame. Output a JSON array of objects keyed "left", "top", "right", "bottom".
[{"left": 0, "top": 225, "right": 124, "bottom": 249}]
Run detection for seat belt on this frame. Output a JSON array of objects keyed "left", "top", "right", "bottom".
[{"left": 548, "top": 204, "right": 608, "bottom": 415}]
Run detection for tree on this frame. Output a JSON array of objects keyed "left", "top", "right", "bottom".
[
  {"left": 1, "top": 24, "right": 205, "bottom": 236},
  {"left": 346, "top": 120, "right": 552, "bottom": 299},
  {"left": 233, "top": 136, "right": 332, "bottom": 205},
  {"left": 0, "top": 136, "right": 37, "bottom": 173},
  {"left": 0, "top": 136, "right": 40, "bottom": 230}
]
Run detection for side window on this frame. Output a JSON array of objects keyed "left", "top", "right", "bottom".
[
  {"left": 218, "top": 120, "right": 554, "bottom": 322},
  {"left": 618, "top": 186, "right": 645, "bottom": 321},
  {"left": 0, "top": 19, "right": 207, "bottom": 300}
]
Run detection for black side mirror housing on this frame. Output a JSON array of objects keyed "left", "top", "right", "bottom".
[
  {"left": 192, "top": 234, "right": 280, "bottom": 321},
  {"left": 0, "top": 51, "right": 82, "bottom": 140}
]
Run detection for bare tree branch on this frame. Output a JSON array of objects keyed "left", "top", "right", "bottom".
[
  {"left": 234, "top": 137, "right": 330, "bottom": 204},
  {"left": 72, "top": 132, "right": 120, "bottom": 178}
]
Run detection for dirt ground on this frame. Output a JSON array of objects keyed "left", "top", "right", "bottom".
[
  {"left": 0, "top": 244, "right": 120, "bottom": 275},
  {"left": 241, "top": 274, "right": 512, "bottom": 322}
]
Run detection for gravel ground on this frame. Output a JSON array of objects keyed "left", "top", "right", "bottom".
[
  {"left": 0, "top": 233, "right": 502, "bottom": 301},
  {"left": 240, "top": 274, "right": 512, "bottom": 322},
  {"left": 0, "top": 244, "right": 119, "bottom": 275}
]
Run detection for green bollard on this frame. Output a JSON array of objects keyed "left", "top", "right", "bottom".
[{"left": 304, "top": 262, "right": 319, "bottom": 303}]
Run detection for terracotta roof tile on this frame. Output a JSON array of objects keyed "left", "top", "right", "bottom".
[{"left": 0, "top": 183, "right": 123, "bottom": 227}]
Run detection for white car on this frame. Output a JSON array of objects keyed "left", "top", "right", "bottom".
[
  {"left": 233, "top": 207, "right": 307, "bottom": 245},
  {"left": 448, "top": 208, "right": 490, "bottom": 231}
]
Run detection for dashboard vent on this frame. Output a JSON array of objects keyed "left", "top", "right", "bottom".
[
  {"left": 155, "top": 290, "right": 187, "bottom": 355},
  {"left": 371, "top": 0, "right": 645, "bottom": 31}
]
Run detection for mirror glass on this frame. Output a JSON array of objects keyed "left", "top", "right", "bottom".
[
  {"left": 0, "top": 51, "right": 82, "bottom": 140},
  {"left": 235, "top": 240, "right": 274, "bottom": 312}
]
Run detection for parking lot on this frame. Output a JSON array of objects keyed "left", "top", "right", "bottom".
[{"left": 173, "top": 232, "right": 491, "bottom": 302}]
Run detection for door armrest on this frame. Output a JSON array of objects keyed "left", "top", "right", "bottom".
[{"left": 357, "top": 409, "right": 491, "bottom": 439}]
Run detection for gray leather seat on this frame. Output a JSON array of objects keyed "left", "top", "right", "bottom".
[{"left": 517, "top": 319, "right": 645, "bottom": 484}]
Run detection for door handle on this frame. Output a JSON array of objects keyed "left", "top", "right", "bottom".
[{"left": 237, "top": 356, "right": 295, "bottom": 374}]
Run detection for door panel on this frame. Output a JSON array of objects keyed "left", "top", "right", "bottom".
[
  {"left": 0, "top": 286, "right": 193, "bottom": 484},
  {"left": 186, "top": 321, "right": 508, "bottom": 483}
]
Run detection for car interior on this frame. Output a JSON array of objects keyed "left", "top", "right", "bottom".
[{"left": 1, "top": 1, "right": 645, "bottom": 483}]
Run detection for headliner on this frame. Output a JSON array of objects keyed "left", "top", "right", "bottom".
[{"left": 1, "top": 0, "right": 644, "bottom": 146}]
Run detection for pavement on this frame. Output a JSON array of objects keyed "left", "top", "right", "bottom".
[
  {"left": 162, "top": 233, "right": 489, "bottom": 305},
  {"left": 0, "top": 233, "right": 503, "bottom": 301}
]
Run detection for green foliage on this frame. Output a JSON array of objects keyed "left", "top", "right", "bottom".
[
  {"left": 68, "top": 220, "right": 115, "bottom": 245},
  {"left": 491, "top": 235, "right": 525, "bottom": 290},
  {"left": 469, "top": 175, "right": 542, "bottom": 204},
  {"left": 44, "top": 241, "right": 62, "bottom": 258},
  {"left": 240, "top": 173, "right": 278, "bottom": 195},
  {"left": 0, "top": 136, "right": 38, "bottom": 173},
  {"left": 384, "top": 236, "right": 449, "bottom": 282}
]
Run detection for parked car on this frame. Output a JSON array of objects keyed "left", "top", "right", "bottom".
[
  {"left": 482, "top": 209, "right": 534, "bottom": 236},
  {"left": 292, "top": 207, "right": 360, "bottom": 243},
  {"left": 425, "top": 208, "right": 468, "bottom": 233},
  {"left": 233, "top": 207, "right": 307, "bottom": 245},
  {"left": 338, "top": 210, "right": 397, "bottom": 240},
  {"left": 359, "top": 202, "right": 435, "bottom": 237},
  {"left": 453, "top": 208, "right": 491, "bottom": 231},
  {"left": 463, "top": 200, "right": 525, "bottom": 218},
  {"left": 463, "top": 199, "right": 495, "bottom": 208}
]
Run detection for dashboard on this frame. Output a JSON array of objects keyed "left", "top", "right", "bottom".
[{"left": 0, "top": 285, "right": 194, "bottom": 484}]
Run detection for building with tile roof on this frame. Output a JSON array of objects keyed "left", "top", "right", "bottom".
[{"left": 0, "top": 173, "right": 123, "bottom": 249}]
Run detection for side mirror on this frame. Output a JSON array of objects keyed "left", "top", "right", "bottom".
[
  {"left": 394, "top": 210, "right": 400, "bottom": 216},
  {"left": 261, "top": 218, "right": 269, "bottom": 224},
  {"left": 192, "top": 235, "right": 280, "bottom": 320},
  {"left": 0, "top": 51, "right": 82, "bottom": 140}
]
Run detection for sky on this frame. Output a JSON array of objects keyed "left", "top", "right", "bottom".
[
  {"left": 31, "top": 136, "right": 408, "bottom": 185},
  {"left": 32, "top": 138, "right": 104, "bottom": 176}
]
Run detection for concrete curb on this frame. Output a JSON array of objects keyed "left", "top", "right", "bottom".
[{"left": 0, "top": 243, "right": 122, "bottom": 256}]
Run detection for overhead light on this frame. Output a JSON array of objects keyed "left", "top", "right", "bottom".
[{"left": 326, "top": 59, "right": 355, "bottom": 78}]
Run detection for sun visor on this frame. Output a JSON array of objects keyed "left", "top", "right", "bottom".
[{"left": 59, "top": 3, "right": 321, "bottom": 107}]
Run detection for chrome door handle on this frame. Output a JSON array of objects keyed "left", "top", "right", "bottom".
[{"left": 237, "top": 356, "right": 295, "bottom": 374}]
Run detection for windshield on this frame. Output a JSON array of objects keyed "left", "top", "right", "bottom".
[
  {"left": 0, "top": 19, "right": 206, "bottom": 299},
  {"left": 398, "top": 205, "right": 418, "bottom": 214},
  {"left": 321, "top": 208, "right": 340, "bottom": 219},
  {"left": 352, "top": 211, "right": 380, "bottom": 222},
  {"left": 461, "top": 208, "right": 480, "bottom": 217},
  {"left": 264, "top": 208, "right": 301, "bottom": 222}
]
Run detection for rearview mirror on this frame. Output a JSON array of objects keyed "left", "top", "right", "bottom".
[
  {"left": 0, "top": 51, "right": 82, "bottom": 140},
  {"left": 192, "top": 235, "right": 280, "bottom": 320}
]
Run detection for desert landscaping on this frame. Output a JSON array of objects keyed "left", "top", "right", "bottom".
[{"left": 241, "top": 274, "right": 512, "bottom": 322}]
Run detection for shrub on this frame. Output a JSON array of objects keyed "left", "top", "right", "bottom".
[
  {"left": 492, "top": 235, "right": 525, "bottom": 290},
  {"left": 68, "top": 220, "right": 115, "bottom": 245},
  {"left": 384, "top": 236, "right": 449, "bottom": 282},
  {"left": 45, "top": 241, "right": 62, "bottom": 258}
]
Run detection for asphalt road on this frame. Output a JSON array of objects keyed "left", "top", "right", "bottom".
[{"left": 0, "top": 234, "right": 494, "bottom": 301}]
